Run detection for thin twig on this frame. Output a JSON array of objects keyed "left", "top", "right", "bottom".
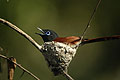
[
  {"left": 0, "top": 18, "right": 42, "bottom": 51},
  {"left": 81, "top": 0, "right": 102, "bottom": 40},
  {"left": 0, "top": 54, "right": 40, "bottom": 80},
  {"left": 62, "top": 71, "right": 74, "bottom": 80}
]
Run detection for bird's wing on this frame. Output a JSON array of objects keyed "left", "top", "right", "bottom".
[{"left": 53, "top": 36, "right": 81, "bottom": 44}]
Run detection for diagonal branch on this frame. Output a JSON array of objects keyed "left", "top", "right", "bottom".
[
  {"left": 0, "top": 54, "right": 40, "bottom": 80},
  {"left": 0, "top": 18, "right": 42, "bottom": 51},
  {"left": 62, "top": 71, "right": 74, "bottom": 80},
  {"left": 81, "top": 0, "right": 102, "bottom": 40}
]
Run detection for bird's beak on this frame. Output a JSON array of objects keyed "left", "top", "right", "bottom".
[{"left": 35, "top": 27, "right": 45, "bottom": 36}]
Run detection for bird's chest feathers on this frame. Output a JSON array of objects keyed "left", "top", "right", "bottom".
[{"left": 40, "top": 41, "right": 78, "bottom": 69}]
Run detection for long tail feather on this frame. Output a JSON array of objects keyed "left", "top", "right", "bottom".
[{"left": 81, "top": 35, "right": 120, "bottom": 45}]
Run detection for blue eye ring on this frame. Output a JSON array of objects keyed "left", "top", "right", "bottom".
[{"left": 46, "top": 31, "right": 51, "bottom": 35}]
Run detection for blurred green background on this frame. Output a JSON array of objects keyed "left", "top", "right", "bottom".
[{"left": 0, "top": 0, "right": 120, "bottom": 80}]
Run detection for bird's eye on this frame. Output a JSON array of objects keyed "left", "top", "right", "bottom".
[{"left": 45, "top": 31, "right": 51, "bottom": 35}]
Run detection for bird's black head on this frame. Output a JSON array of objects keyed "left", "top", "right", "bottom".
[{"left": 36, "top": 27, "right": 59, "bottom": 42}]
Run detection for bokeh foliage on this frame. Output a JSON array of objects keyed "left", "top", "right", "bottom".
[{"left": 0, "top": 0, "right": 120, "bottom": 80}]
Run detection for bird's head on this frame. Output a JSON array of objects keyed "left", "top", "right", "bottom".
[{"left": 36, "top": 27, "right": 59, "bottom": 42}]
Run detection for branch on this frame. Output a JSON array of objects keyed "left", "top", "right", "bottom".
[
  {"left": 0, "top": 18, "right": 42, "bottom": 51},
  {"left": 0, "top": 54, "right": 40, "bottom": 80},
  {"left": 1, "top": 18, "right": 120, "bottom": 80},
  {"left": 62, "top": 71, "right": 74, "bottom": 80},
  {"left": 0, "top": 18, "right": 74, "bottom": 80}
]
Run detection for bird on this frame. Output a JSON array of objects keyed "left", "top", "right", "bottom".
[
  {"left": 35, "top": 27, "right": 82, "bottom": 76},
  {"left": 35, "top": 0, "right": 120, "bottom": 77},
  {"left": 35, "top": 0, "right": 102, "bottom": 76},
  {"left": 35, "top": 27, "right": 120, "bottom": 77}
]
